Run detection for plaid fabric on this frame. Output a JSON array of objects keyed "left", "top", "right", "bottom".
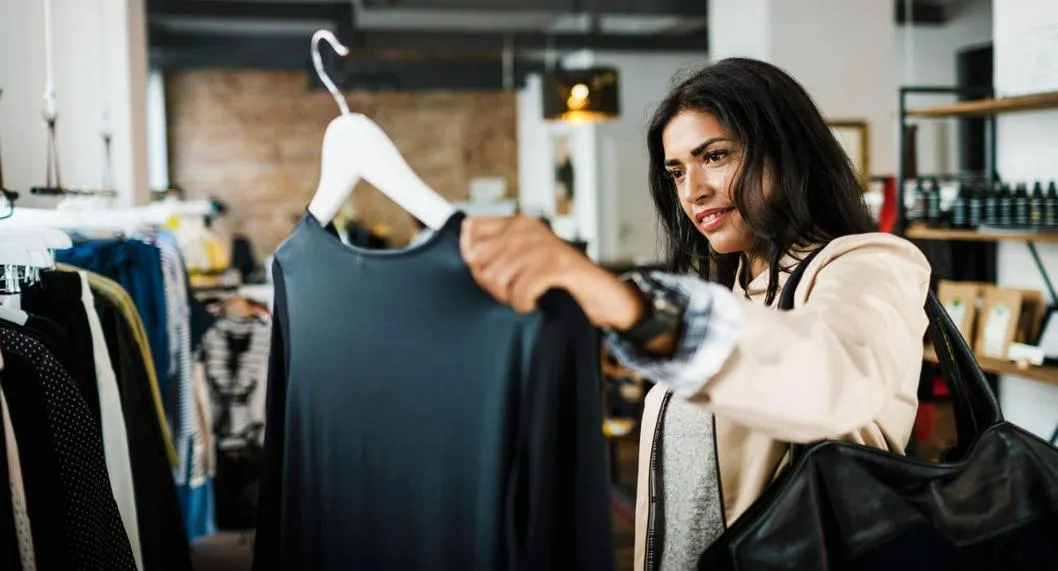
[{"left": 605, "top": 272, "right": 742, "bottom": 396}]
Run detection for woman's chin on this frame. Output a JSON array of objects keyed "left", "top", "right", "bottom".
[{"left": 702, "top": 230, "right": 751, "bottom": 255}]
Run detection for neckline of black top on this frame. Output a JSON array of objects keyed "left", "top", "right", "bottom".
[{"left": 300, "top": 209, "right": 466, "bottom": 260}]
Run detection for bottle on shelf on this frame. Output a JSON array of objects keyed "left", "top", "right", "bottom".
[
  {"left": 1014, "top": 182, "right": 1030, "bottom": 227},
  {"left": 951, "top": 182, "right": 968, "bottom": 229},
  {"left": 967, "top": 180, "right": 983, "bottom": 229},
  {"left": 999, "top": 182, "right": 1014, "bottom": 226},
  {"left": 983, "top": 181, "right": 999, "bottom": 226},
  {"left": 910, "top": 178, "right": 927, "bottom": 223},
  {"left": 1030, "top": 181, "right": 1045, "bottom": 228},
  {"left": 926, "top": 178, "right": 942, "bottom": 223},
  {"left": 1047, "top": 181, "right": 1058, "bottom": 228}
]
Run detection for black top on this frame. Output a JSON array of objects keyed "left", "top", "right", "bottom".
[{"left": 253, "top": 212, "right": 613, "bottom": 571}]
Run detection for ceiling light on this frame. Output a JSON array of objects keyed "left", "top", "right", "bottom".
[{"left": 542, "top": 67, "right": 620, "bottom": 123}]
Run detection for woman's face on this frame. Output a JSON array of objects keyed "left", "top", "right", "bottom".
[{"left": 661, "top": 110, "right": 756, "bottom": 255}]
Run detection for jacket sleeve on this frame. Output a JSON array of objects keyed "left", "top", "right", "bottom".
[{"left": 612, "top": 236, "right": 931, "bottom": 443}]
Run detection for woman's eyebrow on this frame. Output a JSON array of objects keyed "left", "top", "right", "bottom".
[{"left": 665, "top": 137, "right": 730, "bottom": 167}]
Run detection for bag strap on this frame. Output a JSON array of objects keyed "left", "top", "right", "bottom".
[{"left": 777, "top": 244, "right": 1002, "bottom": 465}]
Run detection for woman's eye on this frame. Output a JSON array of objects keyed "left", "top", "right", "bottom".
[
  {"left": 667, "top": 170, "right": 685, "bottom": 181},
  {"left": 705, "top": 150, "right": 729, "bottom": 163}
]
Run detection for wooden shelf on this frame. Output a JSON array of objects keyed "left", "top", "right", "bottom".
[
  {"left": 904, "top": 223, "right": 1058, "bottom": 244},
  {"left": 905, "top": 91, "right": 1058, "bottom": 118},
  {"left": 924, "top": 346, "right": 1058, "bottom": 387}
]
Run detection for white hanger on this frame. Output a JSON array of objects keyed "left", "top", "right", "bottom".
[
  {"left": 305, "top": 30, "right": 455, "bottom": 230},
  {"left": 0, "top": 227, "right": 69, "bottom": 324}
]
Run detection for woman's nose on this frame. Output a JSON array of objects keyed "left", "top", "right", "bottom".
[{"left": 679, "top": 168, "right": 712, "bottom": 204}]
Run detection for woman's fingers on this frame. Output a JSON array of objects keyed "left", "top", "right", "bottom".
[
  {"left": 461, "top": 214, "right": 573, "bottom": 313},
  {"left": 460, "top": 216, "right": 512, "bottom": 261},
  {"left": 507, "top": 251, "right": 555, "bottom": 313}
]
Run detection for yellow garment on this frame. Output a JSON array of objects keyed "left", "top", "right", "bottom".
[{"left": 58, "top": 264, "right": 179, "bottom": 468}]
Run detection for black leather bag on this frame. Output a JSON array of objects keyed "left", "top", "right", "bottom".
[{"left": 698, "top": 254, "right": 1058, "bottom": 570}]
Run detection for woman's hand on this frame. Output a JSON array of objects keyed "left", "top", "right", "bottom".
[{"left": 460, "top": 215, "right": 645, "bottom": 331}]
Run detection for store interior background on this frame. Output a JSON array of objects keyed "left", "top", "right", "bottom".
[{"left": 2, "top": 0, "right": 1057, "bottom": 476}]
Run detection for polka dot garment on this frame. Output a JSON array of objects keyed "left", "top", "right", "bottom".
[{"left": 0, "top": 329, "right": 137, "bottom": 571}]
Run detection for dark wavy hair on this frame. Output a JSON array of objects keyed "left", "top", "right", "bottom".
[{"left": 647, "top": 58, "right": 875, "bottom": 305}]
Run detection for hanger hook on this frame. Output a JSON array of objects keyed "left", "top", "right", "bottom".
[{"left": 311, "top": 30, "right": 351, "bottom": 116}]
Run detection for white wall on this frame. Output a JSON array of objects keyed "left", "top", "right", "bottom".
[
  {"left": 896, "top": 0, "right": 993, "bottom": 176},
  {"left": 993, "top": 0, "right": 1058, "bottom": 439},
  {"left": 707, "top": 0, "right": 771, "bottom": 62},
  {"left": 767, "top": 0, "right": 898, "bottom": 177},
  {"left": 0, "top": 0, "right": 150, "bottom": 206},
  {"left": 708, "top": 0, "right": 898, "bottom": 177}
]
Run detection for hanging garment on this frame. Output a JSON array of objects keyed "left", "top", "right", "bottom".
[
  {"left": 77, "top": 272, "right": 143, "bottom": 570},
  {"left": 155, "top": 233, "right": 194, "bottom": 437},
  {"left": 253, "top": 212, "right": 613, "bottom": 571},
  {"left": 56, "top": 239, "right": 170, "bottom": 403},
  {"left": 19, "top": 271, "right": 142, "bottom": 568},
  {"left": 0, "top": 326, "right": 74, "bottom": 570},
  {"left": 93, "top": 291, "right": 192, "bottom": 571},
  {"left": 1, "top": 386, "right": 35, "bottom": 571},
  {"left": 202, "top": 314, "right": 270, "bottom": 448},
  {"left": 175, "top": 361, "right": 217, "bottom": 541},
  {"left": 153, "top": 236, "right": 217, "bottom": 541},
  {"left": 0, "top": 328, "right": 137, "bottom": 570},
  {"left": 19, "top": 273, "right": 102, "bottom": 428},
  {"left": 202, "top": 312, "right": 270, "bottom": 530},
  {"left": 73, "top": 265, "right": 177, "bottom": 466}
]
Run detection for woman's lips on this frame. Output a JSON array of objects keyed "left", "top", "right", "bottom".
[{"left": 697, "top": 208, "right": 733, "bottom": 231}]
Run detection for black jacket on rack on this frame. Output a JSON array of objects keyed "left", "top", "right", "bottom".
[
  {"left": 253, "top": 212, "right": 613, "bottom": 571},
  {"left": 20, "top": 273, "right": 103, "bottom": 429},
  {"left": 95, "top": 293, "right": 193, "bottom": 571}
]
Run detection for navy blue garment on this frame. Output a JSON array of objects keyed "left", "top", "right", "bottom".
[
  {"left": 253, "top": 212, "right": 613, "bottom": 571},
  {"left": 56, "top": 239, "right": 170, "bottom": 399}
]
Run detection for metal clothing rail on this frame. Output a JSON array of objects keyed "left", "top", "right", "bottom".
[{"left": 0, "top": 200, "right": 215, "bottom": 231}]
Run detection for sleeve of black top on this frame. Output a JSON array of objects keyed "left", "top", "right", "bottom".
[
  {"left": 519, "top": 290, "right": 614, "bottom": 571},
  {"left": 252, "top": 259, "right": 289, "bottom": 571}
]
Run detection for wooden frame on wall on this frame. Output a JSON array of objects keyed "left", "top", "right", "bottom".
[{"left": 828, "top": 119, "right": 870, "bottom": 192}]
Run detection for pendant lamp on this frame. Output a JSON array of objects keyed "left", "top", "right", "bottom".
[{"left": 543, "top": 67, "right": 620, "bottom": 123}]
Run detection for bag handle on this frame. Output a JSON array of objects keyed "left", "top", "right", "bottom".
[{"left": 780, "top": 245, "right": 1002, "bottom": 464}]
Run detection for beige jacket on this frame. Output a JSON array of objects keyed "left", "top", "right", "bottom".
[{"left": 632, "top": 233, "right": 931, "bottom": 570}]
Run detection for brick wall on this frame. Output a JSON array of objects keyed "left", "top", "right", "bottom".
[{"left": 166, "top": 69, "right": 518, "bottom": 261}]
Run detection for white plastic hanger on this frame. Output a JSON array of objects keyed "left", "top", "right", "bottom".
[
  {"left": 305, "top": 30, "right": 455, "bottom": 230},
  {"left": 0, "top": 227, "right": 69, "bottom": 324}
]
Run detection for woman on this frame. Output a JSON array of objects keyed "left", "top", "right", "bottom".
[{"left": 460, "top": 58, "right": 930, "bottom": 569}]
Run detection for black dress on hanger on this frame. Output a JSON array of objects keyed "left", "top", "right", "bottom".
[{"left": 254, "top": 211, "right": 613, "bottom": 571}]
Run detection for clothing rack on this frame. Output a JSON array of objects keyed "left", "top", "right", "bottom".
[
  {"left": 0, "top": 200, "right": 214, "bottom": 231},
  {"left": 30, "top": 186, "right": 119, "bottom": 197}
]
